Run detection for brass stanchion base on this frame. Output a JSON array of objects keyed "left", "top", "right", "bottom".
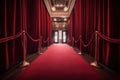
[
  {"left": 21, "top": 60, "right": 30, "bottom": 67},
  {"left": 39, "top": 53, "right": 43, "bottom": 54},
  {"left": 38, "top": 51, "right": 42, "bottom": 54},
  {"left": 90, "top": 61, "right": 100, "bottom": 68},
  {"left": 78, "top": 52, "right": 82, "bottom": 55}
]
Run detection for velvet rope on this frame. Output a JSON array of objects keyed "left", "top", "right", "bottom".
[
  {"left": 67, "top": 38, "right": 70, "bottom": 44},
  {"left": 67, "top": 38, "right": 71, "bottom": 42},
  {"left": 67, "top": 37, "right": 72, "bottom": 45},
  {"left": 80, "top": 32, "right": 95, "bottom": 47},
  {"left": 50, "top": 38, "right": 53, "bottom": 43},
  {"left": 74, "top": 36, "right": 81, "bottom": 43},
  {"left": 43, "top": 38, "right": 49, "bottom": 43},
  {"left": 97, "top": 32, "right": 120, "bottom": 43},
  {"left": 0, "top": 32, "right": 22, "bottom": 43},
  {"left": 25, "top": 32, "right": 41, "bottom": 42}
]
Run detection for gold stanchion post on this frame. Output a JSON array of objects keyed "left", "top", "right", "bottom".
[
  {"left": 22, "top": 60, "right": 29, "bottom": 67},
  {"left": 78, "top": 35, "right": 82, "bottom": 55},
  {"left": 38, "top": 38, "right": 42, "bottom": 54},
  {"left": 21, "top": 31, "right": 29, "bottom": 67},
  {"left": 90, "top": 31, "right": 100, "bottom": 68}
]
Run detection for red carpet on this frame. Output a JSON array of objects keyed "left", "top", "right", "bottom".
[{"left": 15, "top": 44, "right": 105, "bottom": 80}]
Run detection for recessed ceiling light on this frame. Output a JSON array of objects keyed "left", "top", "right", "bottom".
[
  {"left": 56, "top": 4, "right": 59, "bottom": 7},
  {"left": 54, "top": 18, "right": 57, "bottom": 21},
  {"left": 64, "top": 7, "right": 68, "bottom": 11},
  {"left": 63, "top": 24, "right": 65, "bottom": 27},
  {"left": 51, "top": 7, "right": 56, "bottom": 11},
  {"left": 64, "top": 18, "right": 67, "bottom": 21},
  {"left": 60, "top": 4, "right": 63, "bottom": 7}
]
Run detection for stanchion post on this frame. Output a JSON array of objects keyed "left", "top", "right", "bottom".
[
  {"left": 21, "top": 30, "right": 29, "bottom": 67},
  {"left": 90, "top": 31, "right": 100, "bottom": 68},
  {"left": 38, "top": 36, "right": 41, "bottom": 54},
  {"left": 39, "top": 36, "right": 43, "bottom": 54},
  {"left": 79, "top": 35, "right": 82, "bottom": 55},
  {"left": 72, "top": 37, "right": 74, "bottom": 47}
]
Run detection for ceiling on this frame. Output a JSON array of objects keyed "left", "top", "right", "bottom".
[
  {"left": 44, "top": 0, "right": 76, "bottom": 19},
  {"left": 44, "top": 0, "right": 76, "bottom": 30}
]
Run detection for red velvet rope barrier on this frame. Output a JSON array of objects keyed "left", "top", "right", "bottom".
[
  {"left": 49, "top": 38, "right": 53, "bottom": 43},
  {"left": 97, "top": 32, "right": 120, "bottom": 43},
  {"left": 0, "top": 31, "right": 42, "bottom": 44},
  {"left": 67, "top": 38, "right": 71, "bottom": 42},
  {"left": 74, "top": 36, "right": 81, "bottom": 43},
  {"left": 1, "top": 31, "right": 120, "bottom": 45},
  {"left": 43, "top": 38, "right": 49, "bottom": 43},
  {"left": 25, "top": 32, "right": 41, "bottom": 42},
  {"left": 24, "top": 31, "right": 49, "bottom": 43},
  {"left": 66, "top": 37, "right": 74, "bottom": 46},
  {"left": 0, "top": 32, "right": 22, "bottom": 43},
  {"left": 80, "top": 32, "right": 95, "bottom": 47}
]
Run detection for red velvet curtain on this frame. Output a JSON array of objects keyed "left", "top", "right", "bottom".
[
  {"left": 70, "top": 0, "right": 95, "bottom": 53},
  {"left": 0, "top": 0, "right": 52, "bottom": 71},
  {"left": 68, "top": 12, "right": 73, "bottom": 46},
  {"left": 26, "top": 0, "right": 52, "bottom": 53},
  {"left": 106, "top": 0, "right": 120, "bottom": 71},
  {"left": 0, "top": 0, "right": 23, "bottom": 71},
  {"left": 69, "top": 0, "right": 120, "bottom": 71}
]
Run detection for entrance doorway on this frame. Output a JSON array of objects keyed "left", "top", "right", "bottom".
[{"left": 53, "top": 30, "right": 67, "bottom": 43}]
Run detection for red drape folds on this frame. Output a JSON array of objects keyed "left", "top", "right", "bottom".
[
  {"left": 70, "top": 0, "right": 95, "bottom": 53},
  {"left": 68, "top": 12, "right": 73, "bottom": 46},
  {"left": 108, "top": 0, "right": 120, "bottom": 71},
  {"left": 27, "top": 0, "right": 40, "bottom": 54},
  {"left": 0, "top": 0, "right": 23, "bottom": 70},
  {"left": 69, "top": 0, "right": 120, "bottom": 71},
  {"left": 20, "top": 0, "right": 52, "bottom": 54},
  {"left": 0, "top": 0, "right": 52, "bottom": 71}
]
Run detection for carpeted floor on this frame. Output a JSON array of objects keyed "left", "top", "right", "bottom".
[{"left": 15, "top": 44, "right": 106, "bottom": 80}]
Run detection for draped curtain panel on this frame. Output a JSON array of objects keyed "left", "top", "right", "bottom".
[
  {"left": 68, "top": 12, "right": 73, "bottom": 46},
  {"left": 108, "top": 0, "right": 120, "bottom": 71},
  {"left": 26, "top": 0, "right": 52, "bottom": 53},
  {"left": 0, "top": 0, "right": 52, "bottom": 71},
  {"left": 70, "top": 0, "right": 96, "bottom": 54},
  {"left": 69, "top": 0, "right": 120, "bottom": 71},
  {"left": 0, "top": 0, "right": 23, "bottom": 71}
]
